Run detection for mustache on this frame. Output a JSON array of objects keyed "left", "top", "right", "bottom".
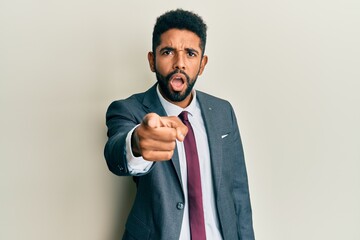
[{"left": 166, "top": 70, "right": 190, "bottom": 82}]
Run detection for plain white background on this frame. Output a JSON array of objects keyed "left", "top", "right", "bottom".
[{"left": 1, "top": 0, "right": 359, "bottom": 239}]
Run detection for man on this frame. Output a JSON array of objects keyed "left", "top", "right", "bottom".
[{"left": 104, "top": 9, "right": 255, "bottom": 240}]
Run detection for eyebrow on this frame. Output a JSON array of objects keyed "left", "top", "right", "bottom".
[
  {"left": 159, "top": 47, "right": 175, "bottom": 53},
  {"left": 159, "top": 46, "right": 200, "bottom": 54},
  {"left": 185, "top": 48, "right": 200, "bottom": 54}
]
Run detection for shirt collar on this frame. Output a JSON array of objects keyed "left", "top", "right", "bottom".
[{"left": 156, "top": 84, "right": 197, "bottom": 117}]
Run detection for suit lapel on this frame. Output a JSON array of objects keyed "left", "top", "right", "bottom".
[
  {"left": 142, "top": 84, "right": 167, "bottom": 115},
  {"left": 142, "top": 84, "right": 183, "bottom": 189},
  {"left": 197, "top": 92, "right": 223, "bottom": 198}
]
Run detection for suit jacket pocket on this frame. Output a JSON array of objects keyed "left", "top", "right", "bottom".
[
  {"left": 221, "top": 131, "right": 233, "bottom": 152},
  {"left": 124, "top": 215, "right": 151, "bottom": 240}
]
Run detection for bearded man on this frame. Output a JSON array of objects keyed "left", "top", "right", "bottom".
[{"left": 104, "top": 9, "right": 255, "bottom": 240}]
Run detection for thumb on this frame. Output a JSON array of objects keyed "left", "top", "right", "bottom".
[{"left": 176, "top": 126, "right": 188, "bottom": 142}]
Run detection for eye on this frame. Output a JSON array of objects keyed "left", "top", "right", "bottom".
[
  {"left": 187, "top": 51, "right": 197, "bottom": 57},
  {"left": 162, "top": 50, "right": 173, "bottom": 56}
]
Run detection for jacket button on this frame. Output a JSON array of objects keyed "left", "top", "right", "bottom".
[{"left": 176, "top": 202, "right": 184, "bottom": 210}]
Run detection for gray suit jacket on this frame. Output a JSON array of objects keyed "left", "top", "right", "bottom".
[{"left": 104, "top": 84, "right": 255, "bottom": 240}]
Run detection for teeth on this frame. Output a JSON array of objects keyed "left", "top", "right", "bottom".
[{"left": 172, "top": 75, "right": 184, "bottom": 82}]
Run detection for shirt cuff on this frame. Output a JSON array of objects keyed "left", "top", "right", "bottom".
[{"left": 125, "top": 125, "right": 153, "bottom": 174}]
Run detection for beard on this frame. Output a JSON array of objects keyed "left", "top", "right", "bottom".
[{"left": 156, "top": 69, "right": 198, "bottom": 102}]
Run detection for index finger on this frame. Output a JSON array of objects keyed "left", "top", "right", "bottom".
[{"left": 143, "top": 113, "right": 162, "bottom": 128}]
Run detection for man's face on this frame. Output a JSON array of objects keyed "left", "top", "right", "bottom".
[{"left": 148, "top": 29, "right": 208, "bottom": 108}]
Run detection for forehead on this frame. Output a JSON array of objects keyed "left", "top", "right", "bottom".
[{"left": 157, "top": 29, "right": 202, "bottom": 50}]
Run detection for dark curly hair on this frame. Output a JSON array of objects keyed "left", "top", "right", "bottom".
[{"left": 152, "top": 9, "right": 207, "bottom": 55}]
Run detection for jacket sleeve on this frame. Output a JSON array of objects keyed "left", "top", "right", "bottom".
[
  {"left": 104, "top": 99, "right": 144, "bottom": 176},
  {"left": 230, "top": 105, "right": 255, "bottom": 240}
]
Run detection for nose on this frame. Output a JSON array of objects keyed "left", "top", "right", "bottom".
[{"left": 173, "top": 52, "right": 186, "bottom": 70}]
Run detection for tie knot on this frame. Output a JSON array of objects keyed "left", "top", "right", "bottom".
[{"left": 178, "top": 111, "right": 189, "bottom": 122}]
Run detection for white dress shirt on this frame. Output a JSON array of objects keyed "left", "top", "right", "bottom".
[{"left": 125, "top": 86, "right": 223, "bottom": 240}]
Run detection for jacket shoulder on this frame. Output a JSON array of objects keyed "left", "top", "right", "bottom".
[{"left": 196, "top": 90, "right": 233, "bottom": 109}]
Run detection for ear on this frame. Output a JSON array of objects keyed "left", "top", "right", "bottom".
[
  {"left": 148, "top": 52, "right": 156, "bottom": 72},
  {"left": 198, "top": 55, "right": 208, "bottom": 76}
]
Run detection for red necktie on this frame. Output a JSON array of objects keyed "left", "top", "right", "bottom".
[{"left": 179, "top": 111, "right": 206, "bottom": 240}]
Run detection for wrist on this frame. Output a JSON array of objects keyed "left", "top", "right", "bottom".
[{"left": 131, "top": 128, "right": 141, "bottom": 157}]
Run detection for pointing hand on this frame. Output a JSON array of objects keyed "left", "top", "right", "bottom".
[{"left": 131, "top": 113, "right": 188, "bottom": 161}]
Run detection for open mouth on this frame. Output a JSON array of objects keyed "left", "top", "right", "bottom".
[{"left": 169, "top": 74, "right": 186, "bottom": 91}]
